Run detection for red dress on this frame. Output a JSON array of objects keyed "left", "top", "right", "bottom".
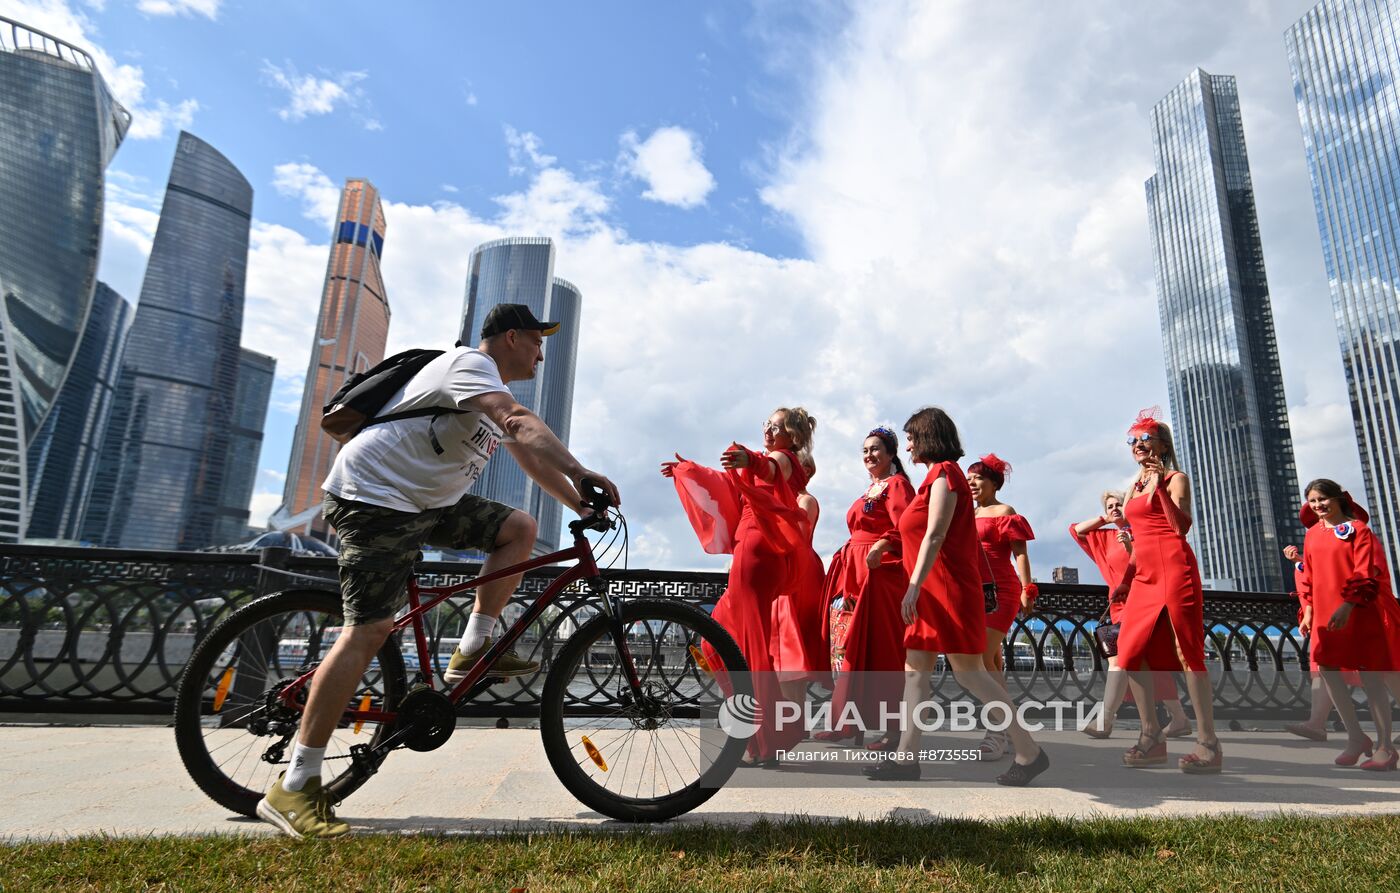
[
  {"left": 771, "top": 497, "right": 830, "bottom": 681},
  {"left": 823, "top": 475, "right": 915, "bottom": 731},
  {"left": 671, "top": 448, "right": 810, "bottom": 758},
  {"left": 976, "top": 514, "right": 1034, "bottom": 634},
  {"left": 1300, "top": 520, "right": 1400, "bottom": 671},
  {"left": 900, "top": 462, "right": 985, "bottom": 655},
  {"left": 1115, "top": 472, "right": 1206, "bottom": 672}
]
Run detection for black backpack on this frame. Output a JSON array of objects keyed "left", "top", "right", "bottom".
[{"left": 320, "top": 348, "right": 465, "bottom": 444}]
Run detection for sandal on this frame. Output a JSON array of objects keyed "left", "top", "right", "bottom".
[
  {"left": 1162, "top": 720, "right": 1193, "bottom": 739},
  {"left": 977, "top": 731, "right": 1009, "bottom": 761},
  {"left": 1283, "top": 722, "right": 1327, "bottom": 742},
  {"left": 1083, "top": 722, "right": 1113, "bottom": 739},
  {"left": 1335, "top": 735, "right": 1374, "bottom": 767},
  {"left": 1360, "top": 746, "right": 1399, "bottom": 772},
  {"left": 1122, "top": 730, "right": 1167, "bottom": 767},
  {"left": 1179, "top": 738, "right": 1222, "bottom": 774}
]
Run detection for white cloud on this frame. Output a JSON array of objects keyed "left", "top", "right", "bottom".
[
  {"left": 135, "top": 0, "right": 218, "bottom": 18},
  {"left": 261, "top": 61, "right": 367, "bottom": 122},
  {"left": 0, "top": 0, "right": 200, "bottom": 139},
  {"left": 504, "top": 126, "right": 556, "bottom": 175},
  {"left": 620, "top": 126, "right": 716, "bottom": 208},
  {"left": 272, "top": 162, "right": 341, "bottom": 227}
]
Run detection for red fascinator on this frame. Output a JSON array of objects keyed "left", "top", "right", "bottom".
[
  {"left": 1299, "top": 491, "right": 1370, "bottom": 528},
  {"left": 1127, "top": 406, "right": 1162, "bottom": 438},
  {"left": 968, "top": 453, "right": 1011, "bottom": 487}
]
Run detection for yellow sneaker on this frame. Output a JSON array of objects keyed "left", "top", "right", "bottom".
[
  {"left": 256, "top": 774, "right": 351, "bottom": 839},
  {"left": 443, "top": 637, "right": 540, "bottom": 683}
]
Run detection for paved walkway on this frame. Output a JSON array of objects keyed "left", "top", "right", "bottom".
[{"left": 3, "top": 724, "right": 1397, "bottom": 839}]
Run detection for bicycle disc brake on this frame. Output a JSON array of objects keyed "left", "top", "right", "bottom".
[{"left": 394, "top": 687, "right": 457, "bottom": 752}]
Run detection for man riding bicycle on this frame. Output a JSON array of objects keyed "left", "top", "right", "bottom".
[{"left": 258, "top": 303, "right": 621, "bottom": 839}]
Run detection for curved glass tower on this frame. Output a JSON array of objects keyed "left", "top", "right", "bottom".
[
  {"left": 211, "top": 348, "right": 275, "bottom": 545},
  {"left": 25, "top": 282, "right": 131, "bottom": 542},
  {"left": 0, "top": 16, "right": 130, "bottom": 540},
  {"left": 277, "top": 179, "right": 390, "bottom": 538},
  {"left": 1287, "top": 0, "right": 1400, "bottom": 573},
  {"left": 1145, "top": 69, "right": 1303, "bottom": 591},
  {"left": 84, "top": 132, "right": 253, "bottom": 550},
  {"left": 529, "top": 277, "right": 582, "bottom": 555}
]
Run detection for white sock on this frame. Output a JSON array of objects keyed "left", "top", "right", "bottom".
[
  {"left": 461, "top": 612, "right": 496, "bottom": 655},
  {"left": 283, "top": 743, "right": 325, "bottom": 792}
]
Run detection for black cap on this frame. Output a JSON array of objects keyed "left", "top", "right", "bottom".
[{"left": 481, "top": 303, "right": 560, "bottom": 339}]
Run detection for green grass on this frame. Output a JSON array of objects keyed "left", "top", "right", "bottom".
[{"left": 2, "top": 816, "right": 1396, "bottom": 892}]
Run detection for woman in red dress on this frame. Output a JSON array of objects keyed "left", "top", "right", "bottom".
[
  {"left": 814, "top": 426, "right": 914, "bottom": 749},
  {"left": 865, "top": 407, "right": 1049, "bottom": 785},
  {"left": 1072, "top": 490, "right": 1191, "bottom": 739},
  {"left": 1282, "top": 541, "right": 1336, "bottom": 742},
  {"left": 966, "top": 454, "right": 1038, "bottom": 760},
  {"left": 1298, "top": 478, "right": 1400, "bottom": 770},
  {"left": 661, "top": 407, "right": 817, "bottom": 766},
  {"left": 1114, "top": 408, "right": 1220, "bottom": 773},
  {"left": 772, "top": 455, "right": 829, "bottom": 715}
]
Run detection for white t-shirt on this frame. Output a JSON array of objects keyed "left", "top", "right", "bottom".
[{"left": 323, "top": 347, "right": 512, "bottom": 513}]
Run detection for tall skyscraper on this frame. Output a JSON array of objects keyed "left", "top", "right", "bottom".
[
  {"left": 25, "top": 283, "right": 131, "bottom": 542},
  {"left": 211, "top": 348, "right": 275, "bottom": 545},
  {"left": 1145, "top": 69, "right": 1304, "bottom": 591},
  {"left": 1287, "top": 0, "right": 1400, "bottom": 571},
  {"left": 0, "top": 16, "right": 129, "bottom": 541},
  {"left": 274, "top": 179, "right": 390, "bottom": 537},
  {"left": 458, "top": 238, "right": 581, "bottom": 556},
  {"left": 84, "top": 132, "right": 253, "bottom": 551}
]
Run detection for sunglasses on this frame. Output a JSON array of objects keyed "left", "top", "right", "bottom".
[
  {"left": 763, "top": 422, "right": 785, "bottom": 434},
  {"left": 1126, "top": 433, "right": 1155, "bottom": 445}
]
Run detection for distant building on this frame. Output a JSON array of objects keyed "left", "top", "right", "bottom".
[
  {"left": 25, "top": 283, "right": 131, "bottom": 542},
  {"left": 274, "top": 179, "right": 389, "bottom": 538},
  {"left": 84, "top": 132, "right": 253, "bottom": 550},
  {"left": 1145, "top": 69, "right": 1304, "bottom": 591},
  {"left": 0, "top": 16, "right": 130, "bottom": 540},
  {"left": 1287, "top": 0, "right": 1400, "bottom": 573},
  {"left": 459, "top": 238, "right": 581, "bottom": 557},
  {"left": 210, "top": 348, "right": 274, "bottom": 546},
  {"left": 1051, "top": 566, "right": 1079, "bottom": 585}
]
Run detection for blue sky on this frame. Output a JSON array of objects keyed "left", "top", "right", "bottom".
[{"left": 2, "top": 0, "right": 1370, "bottom": 580}]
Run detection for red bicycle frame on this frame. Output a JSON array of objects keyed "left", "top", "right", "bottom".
[{"left": 277, "top": 529, "right": 641, "bottom": 724}]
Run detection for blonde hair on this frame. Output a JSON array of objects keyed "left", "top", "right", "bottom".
[
  {"left": 1153, "top": 420, "right": 1180, "bottom": 471},
  {"left": 1101, "top": 490, "right": 1126, "bottom": 510},
  {"left": 775, "top": 406, "right": 817, "bottom": 468}
]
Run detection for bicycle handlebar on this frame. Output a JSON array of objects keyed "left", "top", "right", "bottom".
[{"left": 569, "top": 477, "right": 616, "bottom": 536}]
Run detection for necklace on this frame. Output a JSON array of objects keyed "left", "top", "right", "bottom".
[{"left": 862, "top": 478, "right": 889, "bottom": 513}]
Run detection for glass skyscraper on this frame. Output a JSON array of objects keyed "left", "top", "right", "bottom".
[
  {"left": 1146, "top": 69, "right": 1304, "bottom": 591},
  {"left": 459, "top": 237, "right": 580, "bottom": 556},
  {"left": 0, "top": 16, "right": 129, "bottom": 541},
  {"left": 84, "top": 132, "right": 253, "bottom": 551},
  {"left": 211, "top": 348, "right": 274, "bottom": 545},
  {"left": 25, "top": 282, "right": 131, "bottom": 542},
  {"left": 1287, "top": 0, "right": 1400, "bottom": 572},
  {"left": 276, "top": 179, "right": 389, "bottom": 539}
]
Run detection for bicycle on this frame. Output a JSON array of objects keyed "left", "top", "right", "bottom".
[{"left": 174, "top": 481, "right": 752, "bottom": 823}]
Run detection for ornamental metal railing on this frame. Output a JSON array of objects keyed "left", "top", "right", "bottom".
[{"left": 0, "top": 544, "right": 1309, "bottom": 718}]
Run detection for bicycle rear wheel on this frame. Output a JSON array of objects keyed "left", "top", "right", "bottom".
[
  {"left": 540, "top": 598, "right": 751, "bottom": 822},
  {"left": 173, "top": 589, "right": 407, "bottom": 817}
]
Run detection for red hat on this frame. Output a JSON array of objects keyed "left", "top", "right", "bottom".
[
  {"left": 968, "top": 453, "right": 1011, "bottom": 487},
  {"left": 1299, "top": 491, "right": 1369, "bottom": 528},
  {"left": 1127, "top": 406, "right": 1162, "bottom": 438}
]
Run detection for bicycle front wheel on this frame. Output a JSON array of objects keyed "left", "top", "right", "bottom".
[
  {"left": 173, "top": 589, "right": 407, "bottom": 817},
  {"left": 540, "top": 598, "right": 751, "bottom": 822}
]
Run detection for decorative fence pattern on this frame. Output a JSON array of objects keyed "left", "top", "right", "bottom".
[{"left": 0, "top": 544, "right": 1309, "bottom": 717}]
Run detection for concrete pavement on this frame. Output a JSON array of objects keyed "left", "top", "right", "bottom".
[{"left": 2, "top": 724, "right": 1398, "bottom": 839}]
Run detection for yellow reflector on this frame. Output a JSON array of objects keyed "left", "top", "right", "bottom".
[
  {"left": 689, "top": 645, "right": 713, "bottom": 675},
  {"left": 582, "top": 735, "right": 608, "bottom": 771},
  {"left": 353, "top": 693, "right": 372, "bottom": 734},
  {"left": 212, "top": 667, "right": 235, "bottom": 713}
]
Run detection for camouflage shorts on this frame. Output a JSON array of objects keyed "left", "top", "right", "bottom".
[{"left": 323, "top": 492, "right": 515, "bottom": 625}]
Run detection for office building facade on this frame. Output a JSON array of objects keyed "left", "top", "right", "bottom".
[
  {"left": 275, "top": 179, "right": 389, "bottom": 537},
  {"left": 1145, "top": 69, "right": 1304, "bottom": 591},
  {"left": 0, "top": 16, "right": 129, "bottom": 540},
  {"left": 84, "top": 132, "right": 253, "bottom": 551},
  {"left": 25, "top": 283, "right": 131, "bottom": 542},
  {"left": 1287, "top": 0, "right": 1400, "bottom": 571},
  {"left": 210, "top": 348, "right": 275, "bottom": 546}
]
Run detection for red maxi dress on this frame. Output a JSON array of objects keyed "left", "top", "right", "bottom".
[
  {"left": 1114, "top": 472, "right": 1207, "bottom": 672},
  {"left": 1300, "top": 519, "right": 1400, "bottom": 672},
  {"left": 771, "top": 496, "right": 830, "bottom": 683},
  {"left": 1070, "top": 524, "right": 1177, "bottom": 700},
  {"left": 977, "top": 514, "right": 1034, "bottom": 634},
  {"left": 900, "top": 462, "right": 985, "bottom": 655},
  {"left": 823, "top": 475, "right": 915, "bottom": 733},
  {"left": 670, "top": 448, "right": 811, "bottom": 758}
]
